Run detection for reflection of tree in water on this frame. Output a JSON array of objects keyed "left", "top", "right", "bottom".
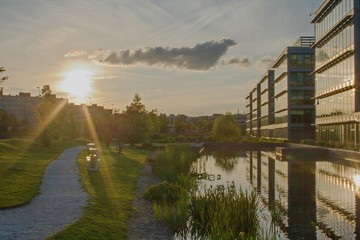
[{"left": 212, "top": 150, "right": 241, "bottom": 172}]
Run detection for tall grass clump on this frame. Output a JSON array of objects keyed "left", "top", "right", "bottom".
[
  {"left": 153, "top": 194, "right": 189, "bottom": 232},
  {"left": 145, "top": 144, "right": 199, "bottom": 232},
  {"left": 188, "top": 184, "right": 263, "bottom": 239},
  {"left": 152, "top": 144, "right": 199, "bottom": 183}
]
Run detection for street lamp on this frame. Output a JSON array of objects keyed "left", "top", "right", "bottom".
[{"left": 36, "top": 86, "right": 41, "bottom": 96}]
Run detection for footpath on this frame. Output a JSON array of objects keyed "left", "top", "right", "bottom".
[{"left": 0, "top": 146, "right": 88, "bottom": 240}]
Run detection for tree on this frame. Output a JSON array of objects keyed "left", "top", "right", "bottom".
[
  {"left": 147, "top": 110, "right": 169, "bottom": 138},
  {"left": 212, "top": 113, "right": 241, "bottom": 142},
  {"left": 35, "top": 85, "right": 68, "bottom": 147},
  {"left": 119, "top": 94, "right": 149, "bottom": 144},
  {"left": 174, "top": 114, "right": 189, "bottom": 134},
  {"left": 193, "top": 116, "right": 213, "bottom": 139},
  {"left": 0, "top": 110, "right": 19, "bottom": 138}
]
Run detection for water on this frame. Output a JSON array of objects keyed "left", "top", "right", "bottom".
[{"left": 191, "top": 150, "right": 360, "bottom": 240}]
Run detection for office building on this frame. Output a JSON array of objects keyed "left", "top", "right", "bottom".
[
  {"left": 312, "top": 0, "right": 359, "bottom": 148},
  {"left": 246, "top": 37, "right": 315, "bottom": 141}
]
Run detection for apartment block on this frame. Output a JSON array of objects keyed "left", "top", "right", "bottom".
[{"left": 0, "top": 89, "right": 41, "bottom": 126}]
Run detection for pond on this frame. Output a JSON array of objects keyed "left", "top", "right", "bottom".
[{"left": 187, "top": 149, "right": 360, "bottom": 240}]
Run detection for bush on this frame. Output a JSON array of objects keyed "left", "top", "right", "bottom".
[{"left": 143, "top": 181, "right": 182, "bottom": 203}]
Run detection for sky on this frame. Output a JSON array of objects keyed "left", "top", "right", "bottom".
[{"left": 0, "top": 0, "right": 323, "bottom": 116}]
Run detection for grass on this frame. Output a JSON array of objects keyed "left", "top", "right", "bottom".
[
  {"left": 48, "top": 145, "right": 150, "bottom": 240},
  {"left": 0, "top": 138, "right": 88, "bottom": 208}
]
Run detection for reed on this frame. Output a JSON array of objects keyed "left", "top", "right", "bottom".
[
  {"left": 149, "top": 145, "right": 277, "bottom": 239},
  {"left": 146, "top": 145, "right": 198, "bottom": 233},
  {"left": 188, "top": 183, "right": 263, "bottom": 239}
]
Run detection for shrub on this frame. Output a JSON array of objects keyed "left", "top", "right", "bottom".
[{"left": 143, "top": 181, "right": 182, "bottom": 203}]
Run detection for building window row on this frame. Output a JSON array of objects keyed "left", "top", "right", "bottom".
[
  {"left": 289, "top": 72, "right": 314, "bottom": 87},
  {"left": 316, "top": 89, "right": 355, "bottom": 118},
  {"left": 316, "top": 24, "right": 354, "bottom": 67},
  {"left": 289, "top": 54, "right": 314, "bottom": 69},
  {"left": 315, "top": 0, "right": 354, "bottom": 39},
  {"left": 315, "top": 55, "right": 354, "bottom": 93},
  {"left": 274, "top": 77, "right": 288, "bottom": 97},
  {"left": 289, "top": 90, "right": 314, "bottom": 105}
]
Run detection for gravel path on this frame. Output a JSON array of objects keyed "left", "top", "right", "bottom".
[
  {"left": 127, "top": 162, "right": 174, "bottom": 240},
  {"left": 0, "top": 146, "right": 88, "bottom": 240}
]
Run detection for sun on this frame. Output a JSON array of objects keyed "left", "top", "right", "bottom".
[{"left": 59, "top": 64, "right": 96, "bottom": 103}]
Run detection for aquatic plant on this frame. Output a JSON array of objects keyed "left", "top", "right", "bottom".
[{"left": 188, "top": 183, "right": 262, "bottom": 239}]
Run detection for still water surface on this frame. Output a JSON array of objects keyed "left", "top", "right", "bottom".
[{"left": 192, "top": 150, "right": 360, "bottom": 239}]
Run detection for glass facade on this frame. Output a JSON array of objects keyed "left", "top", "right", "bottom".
[
  {"left": 313, "top": 0, "right": 359, "bottom": 147},
  {"left": 315, "top": 0, "right": 354, "bottom": 40},
  {"left": 316, "top": 56, "right": 354, "bottom": 94},
  {"left": 245, "top": 38, "right": 315, "bottom": 141}
]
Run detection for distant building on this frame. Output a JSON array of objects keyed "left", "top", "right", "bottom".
[{"left": 0, "top": 89, "right": 41, "bottom": 126}]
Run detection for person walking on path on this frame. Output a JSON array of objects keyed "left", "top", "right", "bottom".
[{"left": 0, "top": 146, "right": 88, "bottom": 240}]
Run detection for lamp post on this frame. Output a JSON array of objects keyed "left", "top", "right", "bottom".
[{"left": 36, "top": 86, "right": 41, "bottom": 96}]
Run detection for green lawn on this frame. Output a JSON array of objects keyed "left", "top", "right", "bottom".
[
  {"left": 0, "top": 138, "right": 88, "bottom": 208},
  {"left": 0, "top": 139, "right": 150, "bottom": 239},
  {"left": 48, "top": 145, "right": 150, "bottom": 240}
]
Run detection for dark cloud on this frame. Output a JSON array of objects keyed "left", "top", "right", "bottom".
[
  {"left": 89, "top": 39, "right": 237, "bottom": 71},
  {"left": 256, "top": 56, "right": 275, "bottom": 70},
  {"left": 223, "top": 57, "right": 251, "bottom": 68}
]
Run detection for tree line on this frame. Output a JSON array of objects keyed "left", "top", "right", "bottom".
[{"left": 0, "top": 81, "right": 243, "bottom": 145}]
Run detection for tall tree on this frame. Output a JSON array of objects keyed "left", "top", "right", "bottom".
[{"left": 119, "top": 94, "right": 149, "bottom": 144}]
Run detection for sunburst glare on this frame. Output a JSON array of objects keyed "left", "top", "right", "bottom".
[{"left": 59, "top": 64, "right": 96, "bottom": 103}]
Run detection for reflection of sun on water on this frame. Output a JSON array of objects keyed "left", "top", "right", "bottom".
[
  {"left": 353, "top": 175, "right": 360, "bottom": 188},
  {"left": 59, "top": 64, "right": 95, "bottom": 103}
]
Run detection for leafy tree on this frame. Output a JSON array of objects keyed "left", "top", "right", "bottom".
[{"left": 212, "top": 113, "right": 241, "bottom": 142}]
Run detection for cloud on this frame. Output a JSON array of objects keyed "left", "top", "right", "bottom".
[
  {"left": 64, "top": 50, "right": 88, "bottom": 58},
  {"left": 256, "top": 55, "right": 275, "bottom": 70},
  {"left": 88, "top": 39, "right": 237, "bottom": 71},
  {"left": 223, "top": 57, "right": 251, "bottom": 68}
]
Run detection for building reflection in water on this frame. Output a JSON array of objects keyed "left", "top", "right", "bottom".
[
  {"left": 194, "top": 149, "right": 360, "bottom": 239},
  {"left": 287, "top": 161, "right": 316, "bottom": 239}
]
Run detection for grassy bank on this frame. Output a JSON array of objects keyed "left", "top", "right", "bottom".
[
  {"left": 48, "top": 146, "right": 149, "bottom": 240},
  {"left": 0, "top": 138, "right": 88, "bottom": 208}
]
